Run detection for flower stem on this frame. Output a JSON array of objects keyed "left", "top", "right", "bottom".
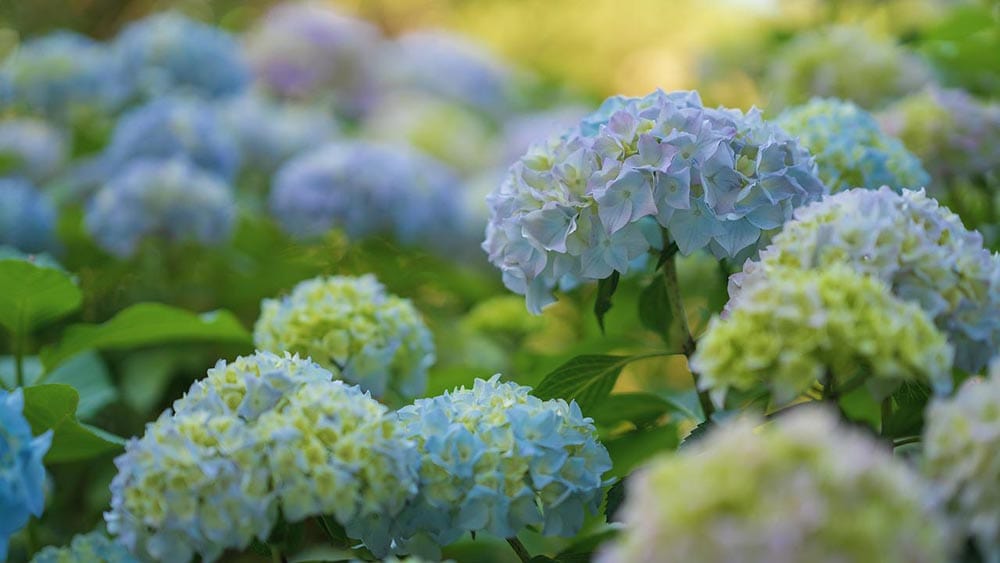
[
  {"left": 880, "top": 397, "right": 893, "bottom": 438},
  {"left": 269, "top": 544, "right": 288, "bottom": 563},
  {"left": 506, "top": 537, "right": 532, "bottom": 563},
  {"left": 661, "top": 251, "right": 714, "bottom": 420}
]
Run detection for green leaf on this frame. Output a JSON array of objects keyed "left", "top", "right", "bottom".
[
  {"left": 556, "top": 529, "right": 619, "bottom": 562},
  {"left": 0, "top": 258, "right": 82, "bottom": 336},
  {"left": 534, "top": 354, "right": 656, "bottom": 414},
  {"left": 638, "top": 274, "right": 672, "bottom": 339},
  {"left": 882, "top": 382, "right": 932, "bottom": 439},
  {"left": 605, "top": 423, "right": 679, "bottom": 478},
  {"left": 43, "top": 351, "right": 117, "bottom": 420},
  {"left": 41, "top": 303, "right": 251, "bottom": 370},
  {"left": 593, "top": 271, "right": 620, "bottom": 333},
  {"left": 591, "top": 392, "right": 676, "bottom": 428},
  {"left": 605, "top": 478, "right": 627, "bottom": 523},
  {"left": 20, "top": 384, "right": 123, "bottom": 463}
]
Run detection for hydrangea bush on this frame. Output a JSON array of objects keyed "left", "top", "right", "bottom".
[
  {"left": 1, "top": 389, "right": 52, "bottom": 560},
  {"left": 730, "top": 187, "right": 1000, "bottom": 372},
  {"left": 253, "top": 274, "right": 435, "bottom": 400},
  {"left": 484, "top": 89, "right": 825, "bottom": 312},
  {"left": 693, "top": 265, "right": 952, "bottom": 405},
  {"left": 597, "top": 407, "right": 952, "bottom": 563},
  {"left": 776, "top": 98, "right": 929, "bottom": 193}
]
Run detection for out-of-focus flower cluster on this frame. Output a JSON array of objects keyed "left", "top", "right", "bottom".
[
  {"left": 597, "top": 408, "right": 952, "bottom": 563},
  {"left": 0, "top": 179, "right": 58, "bottom": 254},
  {"left": 484, "top": 89, "right": 825, "bottom": 312},
  {"left": 766, "top": 26, "right": 932, "bottom": 110},
  {"left": 776, "top": 98, "right": 929, "bottom": 193},
  {"left": 730, "top": 187, "right": 1000, "bottom": 372},
  {"left": 393, "top": 375, "right": 612, "bottom": 547},
  {"left": 0, "top": 389, "right": 52, "bottom": 560},
  {"left": 923, "top": 361, "right": 1000, "bottom": 560},
  {"left": 0, "top": 118, "right": 67, "bottom": 183},
  {"left": 253, "top": 274, "right": 435, "bottom": 400},
  {"left": 692, "top": 264, "right": 952, "bottom": 405},
  {"left": 31, "top": 532, "right": 139, "bottom": 563}
]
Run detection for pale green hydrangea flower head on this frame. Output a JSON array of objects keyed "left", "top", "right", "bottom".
[
  {"left": 923, "top": 360, "right": 1000, "bottom": 562},
  {"left": 254, "top": 274, "right": 435, "bottom": 400},
  {"left": 731, "top": 187, "right": 1000, "bottom": 373},
  {"left": 776, "top": 98, "right": 929, "bottom": 193},
  {"left": 31, "top": 531, "right": 138, "bottom": 563},
  {"left": 693, "top": 264, "right": 952, "bottom": 406},
  {"left": 597, "top": 407, "right": 952, "bottom": 563}
]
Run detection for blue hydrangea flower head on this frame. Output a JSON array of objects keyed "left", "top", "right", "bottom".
[
  {"left": 392, "top": 375, "right": 612, "bottom": 547},
  {"left": 269, "top": 141, "right": 464, "bottom": 252},
  {"left": 0, "top": 178, "right": 59, "bottom": 254},
  {"left": 1, "top": 31, "right": 128, "bottom": 119},
  {"left": 777, "top": 98, "right": 929, "bottom": 193},
  {"left": 766, "top": 26, "right": 931, "bottom": 110},
  {"left": 253, "top": 275, "right": 435, "bottom": 401},
  {"left": 0, "top": 118, "right": 67, "bottom": 183},
  {"left": 378, "top": 30, "right": 516, "bottom": 117},
  {"left": 0, "top": 389, "right": 52, "bottom": 561},
  {"left": 85, "top": 158, "right": 236, "bottom": 258},
  {"left": 244, "top": 2, "right": 380, "bottom": 118},
  {"left": 30, "top": 531, "right": 139, "bottom": 563},
  {"left": 221, "top": 93, "right": 338, "bottom": 173},
  {"left": 103, "top": 97, "right": 241, "bottom": 181},
  {"left": 114, "top": 12, "right": 249, "bottom": 100},
  {"left": 730, "top": 187, "right": 1000, "bottom": 373},
  {"left": 484, "top": 89, "right": 826, "bottom": 312}
]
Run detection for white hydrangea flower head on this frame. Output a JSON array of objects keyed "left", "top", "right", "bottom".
[
  {"left": 393, "top": 375, "right": 612, "bottom": 547},
  {"left": 730, "top": 187, "right": 1000, "bottom": 372},
  {"left": 105, "top": 410, "right": 275, "bottom": 563},
  {"left": 253, "top": 275, "right": 435, "bottom": 400},
  {"left": 776, "top": 98, "right": 929, "bottom": 193},
  {"left": 693, "top": 264, "right": 953, "bottom": 406},
  {"left": 597, "top": 407, "right": 952, "bottom": 563},
  {"left": 484, "top": 89, "right": 826, "bottom": 313},
  {"left": 923, "top": 360, "right": 1000, "bottom": 561}
]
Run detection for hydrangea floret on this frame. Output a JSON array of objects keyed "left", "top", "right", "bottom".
[
  {"left": 692, "top": 265, "right": 953, "bottom": 406},
  {"left": 776, "top": 98, "right": 929, "bottom": 193},
  {"left": 0, "top": 389, "right": 52, "bottom": 561},
  {"left": 31, "top": 531, "right": 139, "bottom": 563},
  {"left": 85, "top": 158, "right": 235, "bottom": 258},
  {"left": 253, "top": 275, "right": 435, "bottom": 400},
  {"left": 0, "top": 178, "right": 59, "bottom": 254},
  {"left": 597, "top": 407, "right": 951, "bottom": 563},
  {"left": 923, "top": 360, "right": 1000, "bottom": 561},
  {"left": 483, "top": 89, "right": 825, "bottom": 312},
  {"left": 729, "top": 187, "right": 1000, "bottom": 372},
  {"left": 392, "top": 375, "right": 612, "bottom": 548}
]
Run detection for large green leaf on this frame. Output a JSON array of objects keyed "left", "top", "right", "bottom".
[
  {"left": 638, "top": 274, "right": 672, "bottom": 339},
  {"left": 593, "top": 271, "right": 620, "bottom": 333},
  {"left": 1, "top": 352, "right": 116, "bottom": 419},
  {"left": 21, "top": 384, "right": 123, "bottom": 463},
  {"left": 605, "top": 423, "right": 680, "bottom": 478},
  {"left": 533, "top": 353, "right": 670, "bottom": 414},
  {"left": 0, "top": 258, "right": 82, "bottom": 336},
  {"left": 591, "top": 392, "right": 678, "bottom": 428},
  {"left": 41, "top": 303, "right": 251, "bottom": 369}
]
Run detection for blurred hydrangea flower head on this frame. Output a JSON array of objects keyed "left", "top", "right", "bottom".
[
  {"left": 393, "top": 376, "right": 612, "bottom": 546},
  {"left": 85, "top": 158, "right": 235, "bottom": 258},
  {"left": 0, "top": 31, "right": 127, "bottom": 118},
  {"left": 880, "top": 87, "right": 1000, "bottom": 185},
  {"left": 766, "top": 26, "right": 931, "bottom": 110},
  {"left": 104, "top": 98, "right": 240, "bottom": 181},
  {"left": 221, "top": 93, "right": 338, "bottom": 173},
  {"left": 692, "top": 265, "right": 953, "bottom": 406},
  {"left": 0, "top": 389, "right": 52, "bottom": 561},
  {"left": 31, "top": 531, "right": 139, "bottom": 563},
  {"left": 777, "top": 98, "right": 929, "bottom": 193},
  {"left": 254, "top": 275, "right": 434, "bottom": 400},
  {"left": 597, "top": 407, "right": 950, "bottom": 563},
  {"left": 484, "top": 89, "right": 825, "bottom": 312},
  {"left": 0, "top": 179, "right": 58, "bottom": 254},
  {"left": 0, "top": 118, "right": 67, "bottom": 182},
  {"left": 244, "top": 2, "right": 380, "bottom": 118},
  {"left": 255, "top": 380, "right": 419, "bottom": 556},
  {"left": 269, "top": 141, "right": 464, "bottom": 252},
  {"left": 380, "top": 30, "right": 516, "bottom": 117},
  {"left": 106, "top": 410, "right": 274, "bottom": 563},
  {"left": 501, "top": 106, "right": 590, "bottom": 166},
  {"left": 730, "top": 187, "right": 1000, "bottom": 372},
  {"left": 923, "top": 361, "right": 1000, "bottom": 560},
  {"left": 114, "top": 12, "right": 249, "bottom": 100}
]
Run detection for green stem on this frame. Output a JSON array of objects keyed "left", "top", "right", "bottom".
[
  {"left": 880, "top": 397, "right": 893, "bottom": 438},
  {"left": 893, "top": 436, "right": 921, "bottom": 448},
  {"left": 269, "top": 544, "right": 287, "bottom": 563},
  {"left": 661, "top": 251, "right": 714, "bottom": 420},
  {"left": 506, "top": 537, "right": 532, "bottom": 563}
]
